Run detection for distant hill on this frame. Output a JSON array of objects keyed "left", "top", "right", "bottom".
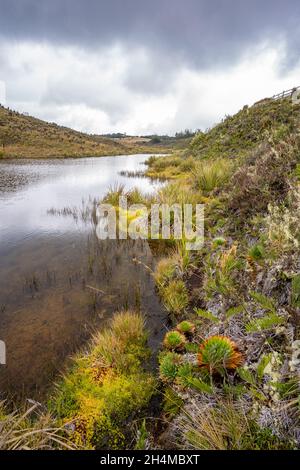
[
  {"left": 0, "top": 105, "right": 166, "bottom": 158},
  {"left": 100, "top": 131, "right": 196, "bottom": 149}
]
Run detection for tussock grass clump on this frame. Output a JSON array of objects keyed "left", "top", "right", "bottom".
[
  {"left": 0, "top": 402, "right": 75, "bottom": 450},
  {"left": 204, "top": 244, "right": 243, "bottom": 299},
  {"left": 179, "top": 399, "right": 293, "bottom": 450},
  {"left": 49, "top": 311, "right": 156, "bottom": 449},
  {"left": 154, "top": 257, "right": 177, "bottom": 287},
  {"left": 163, "top": 331, "right": 186, "bottom": 351},
  {"left": 192, "top": 159, "right": 234, "bottom": 194},
  {"left": 160, "top": 280, "right": 189, "bottom": 315},
  {"left": 198, "top": 336, "right": 243, "bottom": 375},
  {"left": 158, "top": 180, "right": 202, "bottom": 206},
  {"left": 145, "top": 154, "right": 189, "bottom": 180},
  {"left": 179, "top": 156, "right": 196, "bottom": 172},
  {"left": 103, "top": 184, "right": 150, "bottom": 207},
  {"left": 102, "top": 183, "right": 126, "bottom": 206}
]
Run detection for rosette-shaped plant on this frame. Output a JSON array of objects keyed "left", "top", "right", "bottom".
[
  {"left": 163, "top": 330, "right": 186, "bottom": 351},
  {"left": 198, "top": 335, "right": 243, "bottom": 374},
  {"left": 176, "top": 321, "right": 196, "bottom": 336},
  {"left": 159, "top": 352, "right": 182, "bottom": 382}
]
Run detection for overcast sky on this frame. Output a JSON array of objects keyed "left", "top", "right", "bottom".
[{"left": 0, "top": 0, "right": 299, "bottom": 135}]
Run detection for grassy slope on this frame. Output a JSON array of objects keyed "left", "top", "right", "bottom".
[
  {"left": 146, "top": 97, "right": 300, "bottom": 450},
  {"left": 0, "top": 105, "right": 167, "bottom": 158}
]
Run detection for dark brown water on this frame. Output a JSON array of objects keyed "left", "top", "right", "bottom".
[{"left": 0, "top": 155, "right": 167, "bottom": 400}]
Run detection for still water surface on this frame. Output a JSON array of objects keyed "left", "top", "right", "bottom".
[{"left": 0, "top": 155, "right": 167, "bottom": 400}]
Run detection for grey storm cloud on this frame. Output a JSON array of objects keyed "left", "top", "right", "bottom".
[
  {"left": 1, "top": 0, "right": 300, "bottom": 135},
  {"left": 0, "top": 0, "right": 300, "bottom": 71}
]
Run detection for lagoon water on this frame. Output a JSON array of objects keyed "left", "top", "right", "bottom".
[{"left": 0, "top": 155, "right": 166, "bottom": 399}]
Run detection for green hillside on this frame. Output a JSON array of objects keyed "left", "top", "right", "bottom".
[
  {"left": 146, "top": 97, "right": 300, "bottom": 179},
  {"left": 0, "top": 105, "right": 164, "bottom": 158}
]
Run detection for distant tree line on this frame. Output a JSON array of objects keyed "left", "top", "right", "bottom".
[{"left": 175, "top": 129, "right": 200, "bottom": 139}]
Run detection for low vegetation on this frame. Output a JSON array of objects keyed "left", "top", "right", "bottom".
[
  {"left": 48, "top": 311, "right": 156, "bottom": 449},
  {"left": 0, "top": 401, "right": 76, "bottom": 450},
  {"left": 1, "top": 94, "right": 300, "bottom": 450},
  {"left": 0, "top": 105, "right": 167, "bottom": 158},
  {"left": 149, "top": 95, "right": 300, "bottom": 450}
]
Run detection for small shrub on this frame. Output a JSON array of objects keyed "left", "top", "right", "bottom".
[
  {"left": 250, "top": 291, "right": 276, "bottom": 314},
  {"left": 228, "top": 138, "right": 297, "bottom": 220},
  {"left": 245, "top": 312, "right": 285, "bottom": 333},
  {"left": 266, "top": 198, "right": 300, "bottom": 254},
  {"left": 163, "top": 330, "right": 186, "bottom": 351},
  {"left": 198, "top": 336, "right": 243, "bottom": 374}
]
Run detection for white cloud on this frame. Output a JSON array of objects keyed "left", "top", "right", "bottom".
[
  {"left": 0, "top": 80, "right": 6, "bottom": 105},
  {"left": 0, "top": 40, "right": 299, "bottom": 135}
]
